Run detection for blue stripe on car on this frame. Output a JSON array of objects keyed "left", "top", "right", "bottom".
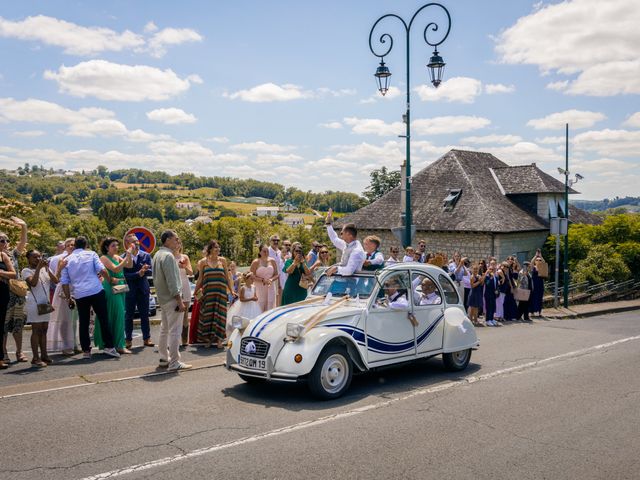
[{"left": 324, "top": 314, "right": 444, "bottom": 354}]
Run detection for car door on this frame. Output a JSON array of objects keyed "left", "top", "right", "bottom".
[
  {"left": 366, "top": 270, "right": 416, "bottom": 365},
  {"left": 410, "top": 271, "right": 445, "bottom": 355}
]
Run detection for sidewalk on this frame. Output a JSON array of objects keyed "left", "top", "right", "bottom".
[{"left": 541, "top": 299, "right": 640, "bottom": 319}]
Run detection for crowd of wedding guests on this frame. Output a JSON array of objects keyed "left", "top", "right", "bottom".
[{"left": 0, "top": 214, "right": 547, "bottom": 371}]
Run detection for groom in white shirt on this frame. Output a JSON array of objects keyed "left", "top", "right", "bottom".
[{"left": 324, "top": 209, "right": 365, "bottom": 277}]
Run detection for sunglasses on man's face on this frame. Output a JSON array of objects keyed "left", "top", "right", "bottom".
[
  {"left": 271, "top": 239, "right": 280, "bottom": 243},
  {"left": 0, "top": 239, "right": 7, "bottom": 243}
]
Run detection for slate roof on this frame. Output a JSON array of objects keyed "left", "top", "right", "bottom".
[
  {"left": 568, "top": 205, "right": 603, "bottom": 225},
  {"left": 340, "top": 150, "right": 552, "bottom": 233},
  {"left": 491, "top": 165, "right": 578, "bottom": 195}
]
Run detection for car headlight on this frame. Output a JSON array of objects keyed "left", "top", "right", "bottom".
[
  {"left": 286, "top": 323, "right": 305, "bottom": 339},
  {"left": 231, "top": 315, "right": 250, "bottom": 330}
]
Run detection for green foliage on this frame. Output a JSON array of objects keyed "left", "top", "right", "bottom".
[
  {"left": 65, "top": 217, "right": 109, "bottom": 250},
  {"left": 363, "top": 166, "right": 401, "bottom": 203},
  {"left": 573, "top": 244, "right": 631, "bottom": 284},
  {"left": 98, "top": 202, "right": 137, "bottom": 230},
  {"left": 615, "top": 242, "right": 640, "bottom": 279}
]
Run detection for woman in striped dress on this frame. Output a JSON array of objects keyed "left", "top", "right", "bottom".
[{"left": 194, "top": 240, "right": 236, "bottom": 348}]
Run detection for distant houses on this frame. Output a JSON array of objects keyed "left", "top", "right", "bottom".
[
  {"left": 283, "top": 215, "right": 305, "bottom": 227},
  {"left": 176, "top": 201, "right": 201, "bottom": 211},
  {"left": 255, "top": 206, "right": 280, "bottom": 217}
]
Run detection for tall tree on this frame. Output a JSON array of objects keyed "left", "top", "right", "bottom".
[{"left": 363, "top": 166, "right": 401, "bottom": 203}]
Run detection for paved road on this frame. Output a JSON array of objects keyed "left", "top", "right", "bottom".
[{"left": 1, "top": 312, "right": 639, "bottom": 480}]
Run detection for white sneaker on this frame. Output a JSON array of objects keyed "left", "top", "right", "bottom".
[
  {"left": 487, "top": 320, "right": 495, "bottom": 326},
  {"left": 82, "top": 351, "right": 92, "bottom": 359},
  {"left": 168, "top": 361, "right": 192, "bottom": 371},
  {"left": 158, "top": 359, "right": 169, "bottom": 368},
  {"left": 103, "top": 348, "right": 121, "bottom": 358}
]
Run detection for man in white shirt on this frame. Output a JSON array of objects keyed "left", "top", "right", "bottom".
[
  {"left": 379, "top": 277, "right": 409, "bottom": 310},
  {"left": 324, "top": 209, "right": 365, "bottom": 277},
  {"left": 417, "top": 278, "right": 442, "bottom": 306}
]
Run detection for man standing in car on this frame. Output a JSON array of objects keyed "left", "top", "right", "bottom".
[{"left": 123, "top": 233, "right": 154, "bottom": 349}]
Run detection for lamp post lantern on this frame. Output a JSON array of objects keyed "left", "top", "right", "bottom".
[{"left": 369, "top": 3, "right": 452, "bottom": 247}]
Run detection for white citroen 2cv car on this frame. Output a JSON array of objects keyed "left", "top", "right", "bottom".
[{"left": 225, "top": 263, "right": 479, "bottom": 399}]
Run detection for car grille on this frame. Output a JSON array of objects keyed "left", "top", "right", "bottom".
[{"left": 240, "top": 337, "right": 270, "bottom": 359}]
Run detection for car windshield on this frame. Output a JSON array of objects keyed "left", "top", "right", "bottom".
[{"left": 311, "top": 274, "right": 377, "bottom": 298}]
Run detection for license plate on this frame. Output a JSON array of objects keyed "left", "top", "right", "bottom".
[{"left": 239, "top": 355, "right": 266, "bottom": 370}]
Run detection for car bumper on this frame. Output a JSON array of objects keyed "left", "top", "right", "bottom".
[{"left": 225, "top": 349, "right": 300, "bottom": 383}]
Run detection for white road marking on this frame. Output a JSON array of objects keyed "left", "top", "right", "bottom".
[{"left": 81, "top": 334, "right": 640, "bottom": 480}]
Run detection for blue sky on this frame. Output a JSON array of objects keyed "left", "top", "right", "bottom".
[{"left": 0, "top": 0, "right": 638, "bottom": 199}]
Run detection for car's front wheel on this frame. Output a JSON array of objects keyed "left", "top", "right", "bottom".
[
  {"left": 308, "top": 345, "right": 353, "bottom": 400},
  {"left": 442, "top": 349, "right": 472, "bottom": 371}
]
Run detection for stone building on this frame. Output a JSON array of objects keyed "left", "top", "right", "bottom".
[{"left": 338, "top": 149, "right": 600, "bottom": 264}]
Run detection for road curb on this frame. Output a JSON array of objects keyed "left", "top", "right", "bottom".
[
  {"left": 0, "top": 356, "right": 226, "bottom": 400},
  {"left": 542, "top": 303, "right": 640, "bottom": 320}
]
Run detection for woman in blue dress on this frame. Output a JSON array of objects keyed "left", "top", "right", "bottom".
[
  {"left": 502, "top": 261, "right": 518, "bottom": 321},
  {"left": 467, "top": 265, "right": 484, "bottom": 326},
  {"left": 529, "top": 254, "right": 545, "bottom": 316}
]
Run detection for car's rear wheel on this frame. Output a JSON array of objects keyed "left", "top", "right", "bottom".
[
  {"left": 238, "top": 374, "right": 265, "bottom": 384},
  {"left": 442, "top": 349, "right": 472, "bottom": 371},
  {"left": 308, "top": 345, "right": 353, "bottom": 400}
]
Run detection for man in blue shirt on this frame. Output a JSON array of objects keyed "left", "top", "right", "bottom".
[
  {"left": 60, "top": 236, "right": 119, "bottom": 358},
  {"left": 122, "top": 234, "right": 154, "bottom": 349}
]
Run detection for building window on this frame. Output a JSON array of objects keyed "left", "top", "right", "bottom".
[{"left": 443, "top": 189, "right": 462, "bottom": 211}]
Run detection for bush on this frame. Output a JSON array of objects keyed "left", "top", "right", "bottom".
[
  {"left": 573, "top": 244, "right": 631, "bottom": 285},
  {"left": 615, "top": 241, "right": 640, "bottom": 279}
]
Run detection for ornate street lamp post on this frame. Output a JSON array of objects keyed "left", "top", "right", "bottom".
[
  {"left": 558, "top": 124, "right": 583, "bottom": 308},
  {"left": 369, "top": 3, "right": 451, "bottom": 247}
]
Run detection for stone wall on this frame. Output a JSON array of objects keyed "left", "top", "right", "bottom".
[{"left": 359, "top": 228, "right": 549, "bottom": 263}]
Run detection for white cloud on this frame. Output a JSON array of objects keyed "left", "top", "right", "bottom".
[
  {"left": 496, "top": 0, "right": 640, "bottom": 96},
  {"left": 573, "top": 129, "right": 640, "bottom": 157},
  {"left": 224, "top": 83, "right": 312, "bottom": 102},
  {"left": 461, "top": 134, "right": 522, "bottom": 145},
  {"left": 44, "top": 60, "right": 198, "bottom": 101},
  {"left": 254, "top": 153, "right": 303, "bottom": 165},
  {"left": 0, "top": 15, "right": 144, "bottom": 56},
  {"left": 0, "top": 97, "right": 113, "bottom": 124},
  {"left": 11, "top": 130, "right": 45, "bottom": 137},
  {"left": 224, "top": 83, "right": 354, "bottom": 102},
  {"left": 412, "top": 116, "right": 491, "bottom": 135},
  {"left": 535, "top": 136, "right": 565, "bottom": 144},
  {"left": 148, "top": 27, "right": 203, "bottom": 58},
  {"left": 414, "top": 77, "right": 482, "bottom": 103},
  {"left": 126, "top": 129, "right": 171, "bottom": 143},
  {"left": 144, "top": 22, "right": 158, "bottom": 33},
  {"left": 343, "top": 117, "right": 403, "bottom": 136},
  {"left": 206, "top": 136, "right": 229, "bottom": 143},
  {"left": 66, "top": 118, "right": 128, "bottom": 138},
  {"left": 330, "top": 141, "right": 403, "bottom": 162},
  {"left": 319, "top": 121, "right": 343, "bottom": 129},
  {"left": 485, "top": 83, "right": 515, "bottom": 94},
  {"left": 308, "top": 157, "right": 353, "bottom": 169},
  {"left": 489, "top": 141, "right": 562, "bottom": 165},
  {"left": 622, "top": 112, "right": 640, "bottom": 128},
  {"left": 546, "top": 80, "right": 569, "bottom": 91},
  {"left": 527, "top": 109, "right": 606, "bottom": 130},
  {"left": 146, "top": 108, "right": 197, "bottom": 125},
  {"left": 229, "top": 141, "right": 296, "bottom": 153},
  {"left": 0, "top": 97, "right": 169, "bottom": 143},
  {"left": 360, "top": 86, "right": 402, "bottom": 104},
  {"left": 573, "top": 158, "right": 636, "bottom": 173}
]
